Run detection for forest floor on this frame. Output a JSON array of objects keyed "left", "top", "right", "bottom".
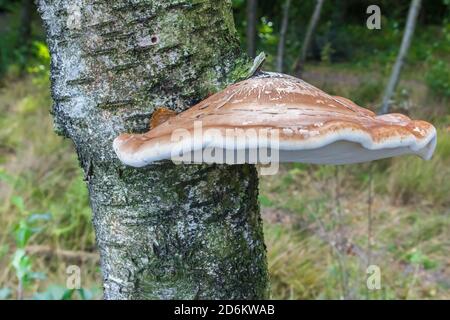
[{"left": 0, "top": 64, "right": 448, "bottom": 300}]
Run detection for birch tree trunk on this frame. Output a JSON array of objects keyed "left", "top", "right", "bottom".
[
  {"left": 293, "top": 0, "right": 324, "bottom": 76},
  {"left": 37, "top": 0, "right": 268, "bottom": 300},
  {"left": 380, "top": 0, "right": 422, "bottom": 114},
  {"left": 19, "top": 0, "right": 33, "bottom": 73},
  {"left": 20, "top": 0, "right": 33, "bottom": 43},
  {"left": 276, "top": 0, "right": 291, "bottom": 73},
  {"left": 246, "top": 0, "right": 257, "bottom": 58}
]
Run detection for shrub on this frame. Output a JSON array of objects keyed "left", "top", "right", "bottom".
[{"left": 425, "top": 59, "right": 450, "bottom": 99}]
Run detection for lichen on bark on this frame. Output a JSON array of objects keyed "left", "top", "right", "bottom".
[{"left": 37, "top": 0, "right": 269, "bottom": 299}]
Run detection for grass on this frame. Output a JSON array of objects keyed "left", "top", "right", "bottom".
[
  {"left": 0, "top": 75, "right": 100, "bottom": 299},
  {"left": 260, "top": 131, "right": 450, "bottom": 299},
  {"left": 261, "top": 163, "right": 449, "bottom": 299},
  {"left": 257, "top": 61, "right": 450, "bottom": 299},
  {"left": 0, "top": 61, "right": 449, "bottom": 299},
  {"left": 264, "top": 223, "right": 329, "bottom": 299},
  {"left": 386, "top": 134, "right": 450, "bottom": 207}
]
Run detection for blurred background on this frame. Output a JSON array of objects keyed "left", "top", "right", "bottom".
[{"left": 0, "top": 0, "right": 448, "bottom": 300}]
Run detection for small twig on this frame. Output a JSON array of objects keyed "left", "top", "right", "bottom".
[
  {"left": 247, "top": 52, "right": 266, "bottom": 78},
  {"left": 367, "top": 164, "right": 374, "bottom": 266},
  {"left": 366, "top": 163, "right": 374, "bottom": 299},
  {"left": 17, "top": 278, "right": 23, "bottom": 300},
  {"left": 334, "top": 166, "right": 343, "bottom": 227},
  {"left": 333, "top": 166, "right": 349, "bottom": 299},
  {"left": 312, "top": 206, "right": 349, "bottom": 300},
  {"left": 405, "top": 264, "right": 420, "bottom": 299}
]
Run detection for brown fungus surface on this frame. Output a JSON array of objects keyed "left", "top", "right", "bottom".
[{"left": 114, "top": 72, "right": 437, "bottom": 167}]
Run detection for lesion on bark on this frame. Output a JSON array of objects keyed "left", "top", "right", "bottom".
[{"left": 38, "top": 0, "right": 269, "bottom": 299}]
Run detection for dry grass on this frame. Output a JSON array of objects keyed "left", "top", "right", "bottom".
[
  {"left": 0, "top": 77, "right": 99, "bottom": 299},
  {"left": 0, "top": 66, "right": 448, "bottom": 299}
]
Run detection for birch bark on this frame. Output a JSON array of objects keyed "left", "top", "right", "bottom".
[{"left": 37, "top": 0, "right": 268, "bottom": 300}]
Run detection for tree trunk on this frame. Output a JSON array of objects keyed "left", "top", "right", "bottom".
[
  {"left": 380, "top": 0, "right": 421, "bottom": 114},
  {"left": 325, "top": 0, "right": 346, "bottom": 60},
  {"left": 37, "top": 0, "right": 268, "bottom": 300},
  {"left": 20, "top": 0, "right": 33, "bottom": 43},
  {"left": 19, "top": 0, "right": 33, "bottom": 74},
  {"left": 246, "top": 0, "right": 257, "bottom": 58},
  {"left": 293, "top": 0, "right": 325, "bottom": 76},
  {"left": 276, "top": 0, "right": 291, "bottom": 73}
]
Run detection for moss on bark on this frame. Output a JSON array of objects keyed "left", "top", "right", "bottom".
[{"left": 37, "top": 0, "right": 269, "bottom": 299}]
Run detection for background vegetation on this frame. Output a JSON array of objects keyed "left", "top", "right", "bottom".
[{"left": 0, "top": 0, "right": 448, "bottom": 299}]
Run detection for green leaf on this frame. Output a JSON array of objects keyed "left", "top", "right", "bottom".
[
  {"left": 32, "top": 41, "right": 50, "bottom": 63},
  {"left": 15, "top": 221, "right": 32, "bottom": 248},
  {"left": 77, "top": 288, "right": 98, "bottom": 300},
  {"left": 406, "top": 249, "right": 437, "bottom": 270},
  {"left": 61, "top": 289, "right": 75, "bottom": 300},
  {"left": 11, "top": 196, "right": 25, "bottom": 213},
  {"left": 12, "top": 249, "right": 31, "bottom": 281},
  {"left": 231, "top": 0, "right": 244, "bottom": 8},
  {"left": 77, "top": 289, "right": 87, "bottom": 300}
]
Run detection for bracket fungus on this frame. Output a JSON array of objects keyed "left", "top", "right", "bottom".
[{"left": 113, "top": 72, "right": 436, "bottom": 169}]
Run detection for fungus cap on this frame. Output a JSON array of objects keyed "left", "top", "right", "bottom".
[{"left": 113, "top": 72, "right": 437, "bottom": 167}]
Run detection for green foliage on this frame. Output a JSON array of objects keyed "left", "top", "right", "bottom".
[
  {"left": 0, "top": 2, "right": 27, "bottom": 76},
  {"left": 258, "top": 194, "right": 273, "bottom": 207},
  {"left": 426, "top": 59, "right": 450, "bottom": 99},
  {"left": 319, "top": 42, "right": 335, "bottom": 65},
  {"left": 256, "top": 17, "right": 277, "bottom": 66},
  {"left": 8, "top": 201, "right": 51, "bottom": 298},
  {"left": 258, "top": 17, "right": 277, "bottom": 46},
  {"left": 1, "top": 180, "right": 98, "bottom": 299},
  {"left": 14, "top": 212, "right": 52, "bottom": 248},
  {"left": 231, "top": 0, "right": 245, "bottom": 8},
  {"left": 0, "top": 3, "right": 48, "bottom": 79},
  {"left": 12, "top": 249, "right": 45, "bottom": 287},
  {"left": 27, "top": 41, "right": 51, "bottom": 83},
  {"left": 0, "top": 30, "right": 22, "bottom": 77},
  {"left": 348, "top": 81, "right": 383, "bottom": 106}
]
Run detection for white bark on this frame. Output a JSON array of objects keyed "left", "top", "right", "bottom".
[
  {"left": 293, "top": 0, "right": 325, "bottom": 76},
  {"left": 380, "top": 0, "right": 422, "bottom": 114},
  {"left": 276, "top": 0, "right": 291, "bottom": 73},
  {"left": 37, "top": 0, "right": 269, "bottom": 300},
  {"left": 246, "top": 0, "right": 257, "bottom": 58}
]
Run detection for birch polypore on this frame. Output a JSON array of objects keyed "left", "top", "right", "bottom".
[{"left": 114, "top": 72, "right": 436, "bottom": 167}]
